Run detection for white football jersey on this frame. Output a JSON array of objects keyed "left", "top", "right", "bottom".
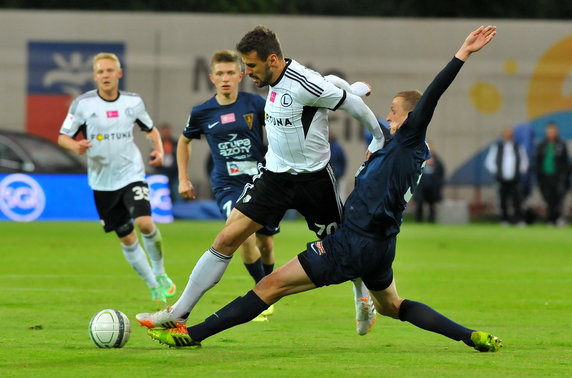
[
  {"left": 59, "top": 90, "right": 153, "bottom": 191},
  {"left": 264, "top": 59, "right": 346, "bottom": 173}
]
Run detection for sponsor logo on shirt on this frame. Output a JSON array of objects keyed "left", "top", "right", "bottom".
[
  {"left": 265, "top": 113, "right": 293, "bottom": 126},
  {"left": 208, "top": 121, "right": 220, "bottom": 129},
  {"left": 269, "top": 91, "right": 277, "bottom": 103},
  {"left": 91, "top": 131, "right": 132, "bottom": 142},
  {"left": 106, "top": 110, "right": 119, "bottom": 118},
  {"left": 221, "top": 113, "right": 236, "bottom": 124},
  {"left": 243, "top": 113, "right": 254, "bottom": 130},
  {"left": 218, "top": 137, "right": 252, "bottom": 157}
]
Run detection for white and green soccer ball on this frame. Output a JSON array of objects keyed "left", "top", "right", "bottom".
[{"left": 89, "top": 309, "right": 131, "bottom": 348}]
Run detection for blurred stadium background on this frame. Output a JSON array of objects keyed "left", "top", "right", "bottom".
[{"left": 1, "top": 1, "right": 571, "bottom": 223}]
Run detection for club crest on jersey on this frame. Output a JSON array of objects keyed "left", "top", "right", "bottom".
[
  {"left": 269, "top": 91, "right": 277, "bottom": 103},
  {"left": 280, "top": 93, "right": 293, "bottom": 107},
  {"left": 310, "top": 241, "right": 326, "bottom": 256},
  {"left": 243, "top": 113, "right": 254, "bottom": 130},
  {"left": 229, "top": 163, "right": 240, "bottom": 174},
  {"left": 106, "top": 110, "right": 119, "bottom": 118},
  {"left": 221, "top": 113, "right": 236, "bottom": 124}
]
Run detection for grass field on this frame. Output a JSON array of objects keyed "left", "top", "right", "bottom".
[{"left": 1, "top": 220, "right": 571, "bottom": 377}]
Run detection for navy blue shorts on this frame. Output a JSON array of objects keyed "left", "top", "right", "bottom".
[
  {"left": 298, "top": 226, "right": 396, "bottom": 291},
  {"left": 214, "top": 185, "right": 279, "bottom": 236}
]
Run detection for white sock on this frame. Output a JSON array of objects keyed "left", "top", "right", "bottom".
[
  {"left": 351, "top": 278, "right": 369, "bottom": 300},
  {"left": 121, "top": 241, "right": 158, "bottom": 288},
  {"left": 171, "top": 247, "right": 232, "bottom": 319},
  {"left": 141, "top": 227, "right": 165, "bottom": 276}
]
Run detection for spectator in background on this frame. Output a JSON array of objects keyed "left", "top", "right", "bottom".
[
  {"left": 512, "top": 123, "right": 535, "bottom": 199},
  {"left": 485, "top": 127, "right": 529, "bottom": 225},
  {"left": 328, "top": 133, "right": 347, "bottom": 194},
  {"left": 155, "top": 123, "right": 180, "bottom": 203},
  {"left": 535, "top": 122, "right": 569, "bottom": 226},
  {"left": 414, "top": 140, "right": 445, "bottom": 223}
]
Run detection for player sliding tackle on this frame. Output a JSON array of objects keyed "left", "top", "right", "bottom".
[
  {"left": 145, "top": 25, "right": 502, "bottom": 352},
  {"left": 137, "top": 25, "right": 383, "bottom": 335}
]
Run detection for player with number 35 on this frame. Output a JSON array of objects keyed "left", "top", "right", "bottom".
[{"left": 58, "top": 52, "right": 177, "bottom": 304}]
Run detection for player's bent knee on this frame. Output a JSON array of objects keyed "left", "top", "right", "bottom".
[
  {"left": 115, "top": 222, "right": 135, "bottom": 238},
  {"left": 254, "top": 274, "right": 285, "bottom": 303},
  {"left": 134, "top": 217, "right": 155, "bottom": 234},
  {"left": 214, "top": 228, "right": 249, "bottom": 253}
]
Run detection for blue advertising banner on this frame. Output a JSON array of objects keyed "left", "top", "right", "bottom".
[{"left": 0, "top": 173, "right": 172, "bottom": 223}]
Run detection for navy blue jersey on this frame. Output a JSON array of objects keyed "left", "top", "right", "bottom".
[
  {"left": 183, "top": 92, "right": 267, "bottom": 191},
  {"left": 344, "top": 57, "right": 464, "bottom": 239}
]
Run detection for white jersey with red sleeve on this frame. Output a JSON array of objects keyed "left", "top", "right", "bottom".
[
  {"left": 263, "top": 59, "right": 346, "bottom": 173},
  {"left": 59, "top": 90, "right": 153, "bottom": 191}
]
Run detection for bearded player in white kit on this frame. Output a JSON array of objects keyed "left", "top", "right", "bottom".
[{"left": 58, "top": 53, "right": 176, "bottom": 303}]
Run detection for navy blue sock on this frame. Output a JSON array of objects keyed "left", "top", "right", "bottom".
[
  {"left": 187, "top": 290, "right": 269, "bottom": 342},
  {"left": 398, "top": 299, "right": 475, "bottom": 346},
  {"left": 244, "top": 259, "right": 265, "bottom": 283},
  {"left": 263, "top": 263, "right": 274, "bottom": 276}
]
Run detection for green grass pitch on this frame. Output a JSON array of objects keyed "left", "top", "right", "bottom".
[{"left": 1, "top": 220, "right": 571, "bottom": 377}]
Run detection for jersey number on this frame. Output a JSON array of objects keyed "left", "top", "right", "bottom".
[
  {"left": 222, "top": 200, "right": 233, "bottom": 218},
  {"left": 132, "top": 186, "right": 150, "bottom": 201},
  {"left": 315, "top": 222, "right": 338, "bottom": 238}
]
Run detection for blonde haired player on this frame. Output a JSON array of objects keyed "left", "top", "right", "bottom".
[{"left": 58, "top": 52, "right": 176, "bottom": 302}]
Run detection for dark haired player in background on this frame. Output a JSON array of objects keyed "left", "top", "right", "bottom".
[{"left": 176, "top": 49, "right": 278, "bottom": 321}]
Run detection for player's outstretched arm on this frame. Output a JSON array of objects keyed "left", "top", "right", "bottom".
[
  {"left": 324, "top": 74, "right": 372, "bottom": 97},
  {"left": 455, "top": 25, "right": 497, "bottom": 62},
  {"left": 339, "top": 93, "right": 384, "bottom": 156},
  {"left": 406, "top": 26, "right": 496, "bottom": 134}
]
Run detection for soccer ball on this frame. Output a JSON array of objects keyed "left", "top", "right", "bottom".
[{"left": 89, "top": 309, "right": 131, "bottom": 348}]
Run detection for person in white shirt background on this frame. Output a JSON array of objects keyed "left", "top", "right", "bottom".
[{"left": 485, "top": 127, "right": 529, "bottom": 225}]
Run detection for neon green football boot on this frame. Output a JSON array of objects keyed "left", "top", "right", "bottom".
[
  {"left": 251, "top": 304, "right": 275, "bottom": 322},
  {"left": 147, "top": 325, "right": 201, "bottom": 348},
  {"left": 260, "top": 304, "right": 275, "bottom": 317},
  {"left": 156, "top": 273, "right": 177, "bottom": 298},
  {"left": 470, "top": 331, "right": 503, "bottom": 352},
  {"left": 150, "top": 286, "right": 166, "bottom": 303}
]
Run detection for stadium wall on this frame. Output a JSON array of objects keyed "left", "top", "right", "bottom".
[{"left": 0, "top": 10, "right": 571, "bottom": 210}]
